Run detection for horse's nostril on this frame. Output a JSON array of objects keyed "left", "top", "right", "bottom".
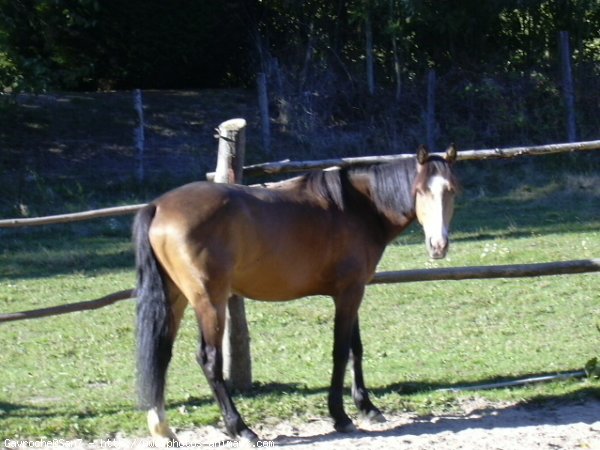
[
  {"left": 427, "top": 236, "right": 449, "bottom": 259},
  {"left": 428, "top": 237, "right": 447, "bottom": 251}
]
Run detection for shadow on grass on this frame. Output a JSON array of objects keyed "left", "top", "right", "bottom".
[
  {"left": 0, "top": 230, "right": 134, "bottom": 280},
  {"left": 237, "top": 370, "right": 598, "bottom": 404},
  {"left": 367, "top": 370, "right": 596, "bottom": 397},
  {"left": 0, "top": 400, "right": 35, "bottom": 415},
  {"left": 0, "top": 400, "right": 131, "bottom": 421}
]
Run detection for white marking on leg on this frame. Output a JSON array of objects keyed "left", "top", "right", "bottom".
[{"left": 147, "top": 406, "right": 178, "bottom": 441}]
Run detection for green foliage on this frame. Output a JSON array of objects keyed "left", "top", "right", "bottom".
[
  {"left": 0, "top": 51, "right": 20, "bottom": 93},
  {"left": 0, "top": 0, "right": 97, "bottom": 91},
  {"left": 0, "top": 0, "right": 250, "bottom": 91},
  {"left": 1, "top": 0, "right": 599, "bottom": 92}
]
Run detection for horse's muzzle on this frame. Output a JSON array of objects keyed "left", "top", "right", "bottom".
[{"left": 427, "top": 236, "right": 449, "bottom": 259}]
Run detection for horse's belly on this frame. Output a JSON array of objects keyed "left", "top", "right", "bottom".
[{"left": 231, "top": 261, "right": 330, "bottom": 301}]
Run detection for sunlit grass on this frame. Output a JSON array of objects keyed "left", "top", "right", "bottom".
[
  {"left": 1, "top": 221, "right": 598, "bottom": 439},
  {"left": 0, "top": 157, "right": 598, "bottom": 440}
]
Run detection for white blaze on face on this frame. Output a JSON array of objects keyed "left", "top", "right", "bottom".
[{"left": 416, "top": 174, "right": 455, "bottom": 259}]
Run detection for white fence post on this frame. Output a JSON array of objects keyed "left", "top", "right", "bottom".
[{"left": 213, "top": 118, "right": 252, "bottom": 391}]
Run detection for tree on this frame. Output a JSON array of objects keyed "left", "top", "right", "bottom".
[{"left": 0, "top": 0, "right": 252, "bottom": 91}]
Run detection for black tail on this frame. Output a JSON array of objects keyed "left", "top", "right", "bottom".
[{"left": 133, "top": 204, "right": 173, "bottom": 410}]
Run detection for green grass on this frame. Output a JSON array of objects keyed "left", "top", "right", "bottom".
[{"left": 1, "top": 165, "right": 599, "bottom": 441}]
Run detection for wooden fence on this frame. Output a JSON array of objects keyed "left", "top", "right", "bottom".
[
  {"left": 1, "top": 259, "right": 598, "bottom": 324},
  {"left": 1, "top": 132, "right": 599, "bottom": 388},
  {"left": 1, "top": 139, "right": 599, "bottom": 228},
  {"left": 209, "top": 139, "right": 600, "bottom": 178}
]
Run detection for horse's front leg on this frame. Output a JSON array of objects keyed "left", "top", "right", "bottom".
[
  {"left": 350, "top": 318, "right": 386, "bottom": 423},
  {"left": 329, "top": 285, "right": 365, "bottom": 433}
]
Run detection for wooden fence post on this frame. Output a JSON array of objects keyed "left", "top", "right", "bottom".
[
  {"left": 426, "top": 69, "right": 436, "bottom": 150},
  {"left": 133, "top": 89, "right": 145, "bottom": 183},
  {"left": 213, "top": 118, "right": 252, "bottom": 391},
  {"left": 559, "top": 31, "right": 577, "bottom": 142},
  {"left": 257, "top": 73, "right": 271, "bottom": 156},
  {"left": 365, "top": 12, "right": 375, "bottom": 95}
]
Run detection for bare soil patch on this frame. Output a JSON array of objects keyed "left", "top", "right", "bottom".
[{"left": 34, "top": 399, "right": 600, "bottom": 450}]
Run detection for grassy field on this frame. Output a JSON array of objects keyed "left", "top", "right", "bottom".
[{"left": 0, "top": 155, "right": 599, "bottom": 441}]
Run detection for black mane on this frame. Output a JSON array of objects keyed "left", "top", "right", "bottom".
[
  {"left": 355, "top": 159, "right": 418, "bottom": 215},
  {"left": 301, "top": 158, "right": 419, "bottom": 216},
  {"left": 302, "top": 169, "right": 346, "bottom": 210}
]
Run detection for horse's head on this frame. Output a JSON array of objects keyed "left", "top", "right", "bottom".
[{"left": 414, "top": 144, "right": 458, "bottom": 259}]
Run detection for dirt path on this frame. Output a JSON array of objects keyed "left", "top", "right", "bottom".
[{"left": 11, "top": 399, "right": 597, "bottom": 450}]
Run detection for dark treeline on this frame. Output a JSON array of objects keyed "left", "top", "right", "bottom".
[
  {"left": 0, "top": 0, "right": 250, "bottom": 90},
  {"left": 1, "top": 0, "right": 599, "bottom": 146},
  {"left": 2, "top": 0, "right": 598, "bottom": 91}
]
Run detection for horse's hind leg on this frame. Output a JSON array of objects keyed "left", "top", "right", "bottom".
[
  {"left": 188, "top": 283, "right": 258, "bottom": 443},
  {"left": 350, "top": 318, "right": 386, "bottom": 424}
]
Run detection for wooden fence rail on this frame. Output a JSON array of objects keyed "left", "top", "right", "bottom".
[
  {"left": 209, "top": 139, "right": 600, "bottom": 178},
  {"left": 0, "top": 289, "right": 135, "bottom": 323},
  {"left": 371, "top": 258, "right": 600, "bottom": 284},
  {"left": 1, "top": 139, "right": 599, "bottom": 229},
  {"left": 1, "top": 259, "right": 597, "bottom": 324},
  {"left": 0, "top": 204, "right": 146, "bottom": 228}
]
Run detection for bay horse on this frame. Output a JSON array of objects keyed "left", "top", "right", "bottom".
[{"left": 133, "top": 144, "right": 458, "bottom": 443}]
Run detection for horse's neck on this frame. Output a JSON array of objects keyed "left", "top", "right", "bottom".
[{"left": 346, "top": 167, "right": 417, "bottom": 243}]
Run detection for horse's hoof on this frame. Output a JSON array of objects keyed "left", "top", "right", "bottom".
[
  {"left": 334, "top": 420, "right": 357, "bottom": 433},
  {"left": 362, "top": 410, "right": 387, "bottom": 424},
  {"left": 238, "top": 428, "right": 259, "bottom": 446},
  {"left": 152, "top": 436, "right": 180, "bottom": 448},
  {"left": 147, "top": 409, "right": 179, "bottom": 442}
]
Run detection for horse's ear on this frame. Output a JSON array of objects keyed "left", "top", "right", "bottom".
[
  {"left": 416, "top": 144, "right": 429, "bottom": 165},
  {"left": 445, "top": 143, "right": 457, "bottom": 163}
]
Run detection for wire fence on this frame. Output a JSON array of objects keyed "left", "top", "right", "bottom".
[{"left": 0, "top": 138, "right": 598, "bottom": 323}]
